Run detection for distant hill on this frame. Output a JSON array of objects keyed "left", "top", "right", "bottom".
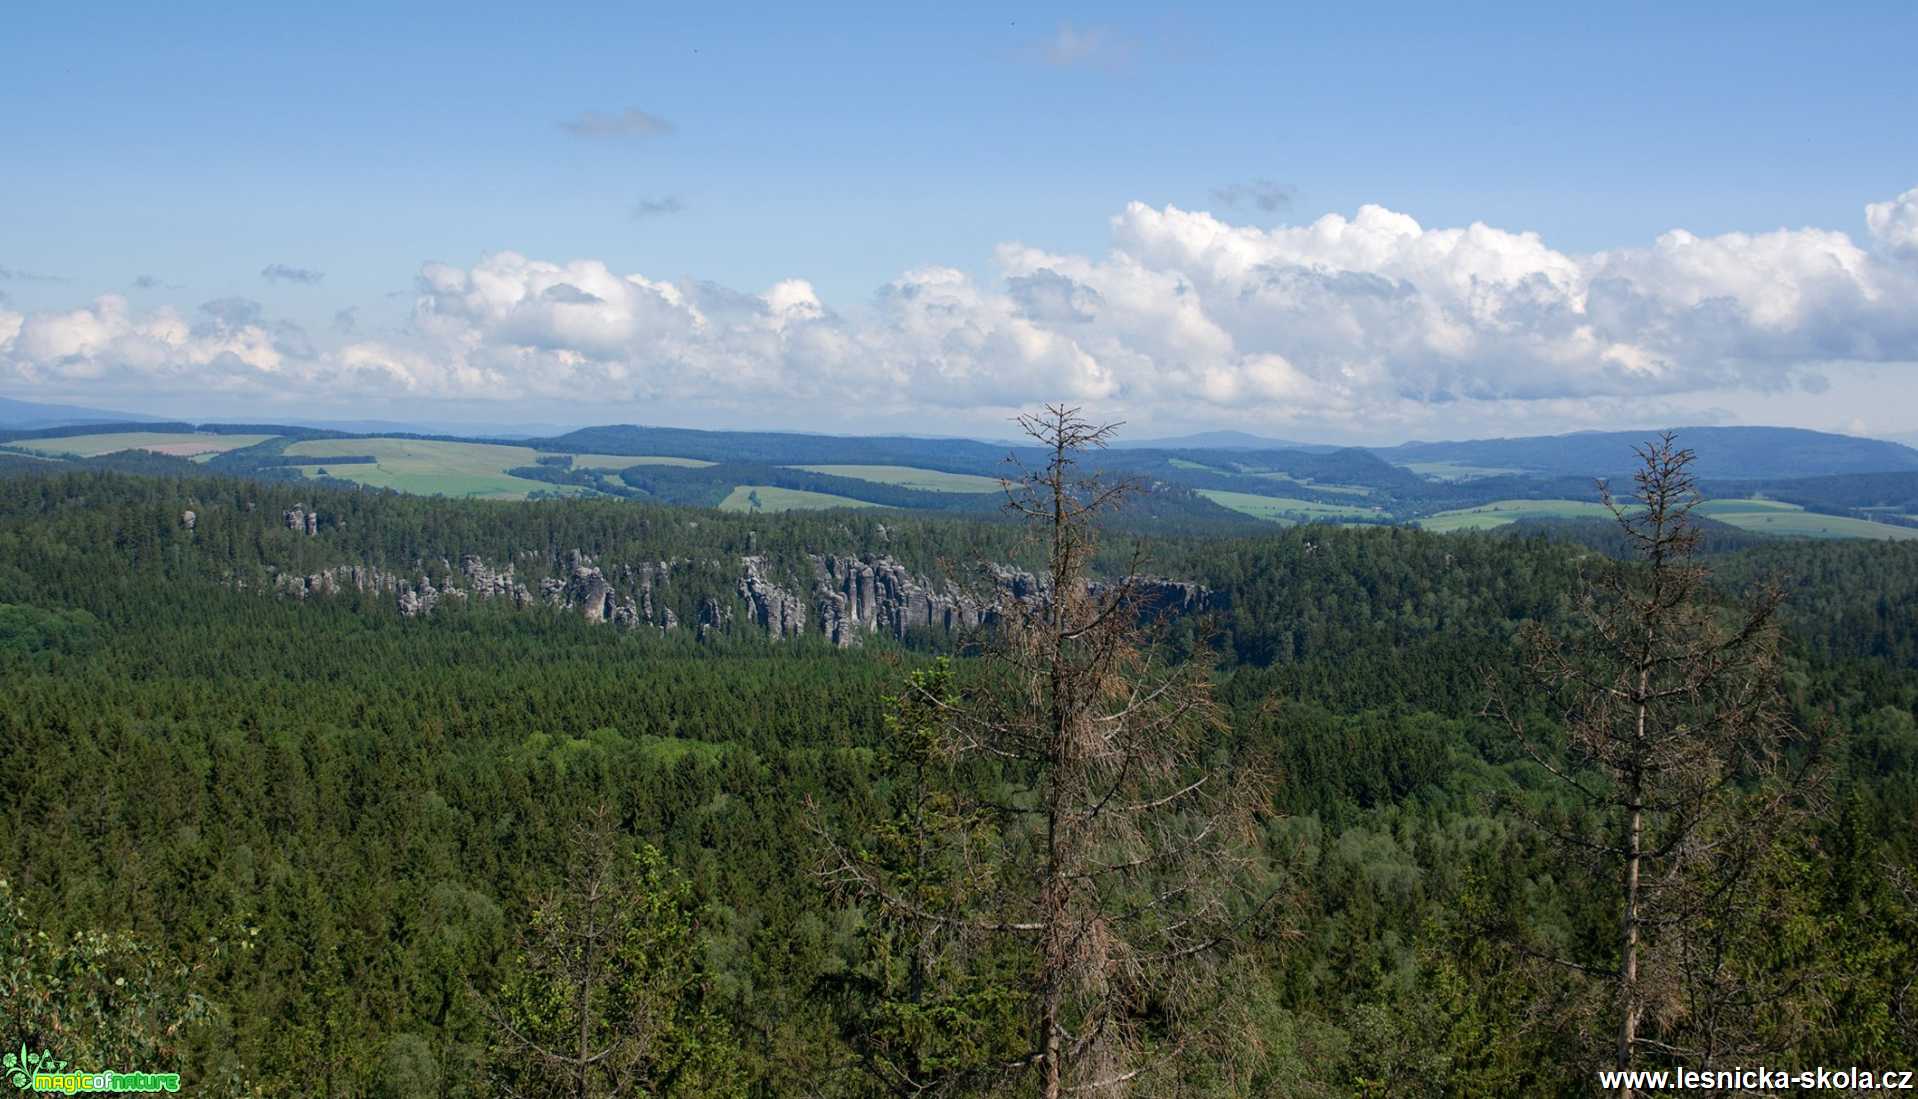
[
  {"left": 1112, "top": 430, "right": 1331, "bottom": 452},
  {"left": 284, "top": 418, "right": 586, "bottom": 438},
  {"left": 1375, "top": 427, "right": 1918, "bottom": 480},
  {"left": 0, "top": 396, "right": 162, "bottom": 429}
]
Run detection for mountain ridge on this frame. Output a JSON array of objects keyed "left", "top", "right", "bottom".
[{"left": 0, "top": 396, "right": 165, "bottom": 429}]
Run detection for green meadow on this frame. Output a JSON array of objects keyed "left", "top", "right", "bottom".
[
  {"left": 283, "top": 438, "right": 586, "bottom": 499},
  {"left": 718, "top": 485, "right": 881, "bottom": 512},
  {"left": 1415, "top": 495, "right": 1918, "bottom": 541},
  {"left": 1417, "top": 499, "right": 1612, "bottom": 531},
  {"left": 1694, "top": 497, "right": 1801, "bottom": 516},
  {"left": 1402, "top": 460, "right": 1524, "bottom": 481},
  {"left": 569, "top": 452, "right": 713, "bottom": 470},
  {"left": 282, "top": 438, "right": 708, "bottom": 498},
  {"left": 1698, "top": 498, "right": 1918, "bottom": 540},
  {"left": 1254, "top": 471, "right": 1374, "bottom": 496},
  {"left": 1168, "top": 457, "right": 1226, "bottom": 473},
  {"left": 1197, "top": 489, "right": 1381, "bottom": 524},
  {"left": 789, "top": 464, "right": 1004, "bottom": 493}
]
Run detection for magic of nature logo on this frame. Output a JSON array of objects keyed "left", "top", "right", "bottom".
[{"left": 4, "top": 1045, "right": 181, "bottom": 1094}]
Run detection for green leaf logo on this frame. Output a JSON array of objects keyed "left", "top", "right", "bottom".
[{"left": 5, "top": 1045, "right": 67, "bottom": 1089}]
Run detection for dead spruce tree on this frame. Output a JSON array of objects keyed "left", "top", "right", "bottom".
[
  {"left": 825, "top": 405, "right": 1267, "bottom": 1098},
  {"left": 1491, "top": 434, "right": 1813, "bottom": 1094}
]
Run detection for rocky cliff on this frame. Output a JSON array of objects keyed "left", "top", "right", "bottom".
[{"left": 255, "top": 546, "right": 1214, "bottom": 643}]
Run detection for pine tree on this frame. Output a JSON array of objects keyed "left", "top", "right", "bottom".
[{"left": 480, "top": 810, "right": 740, "bottom": 1098}]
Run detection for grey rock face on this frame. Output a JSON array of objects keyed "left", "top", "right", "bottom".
[
  {"left": 558, "top": 551, "right": 618, "bottom": 623},
  {"left": 256, "top": 541, "right": 1212, "bottom": 642},
  {"left": 737, "top": 556, "right": 806, "bottom": 639},
  {"left": 807, "top": 553, "right": 987, "bottom": 645},
  {"left": 284, "top": 549, "right": 683, "bottom": 630},
  {"left": 696, "top": 596, "right": 729, "bottom": 640},
  {"left": 1110, "top": 576, "right": 1211, "bottom": 618},
  {"left": 181, "top": 509, "right": 196, "bottom": 530},
  {"left": 283, "top": 505, "right": 319, "bottom": 535},
  {"left": 461, "top": 554, "right": 532, "bottom": 607},
  {"left": 397, "top": 586, "right": 430, "bottom": 618}
]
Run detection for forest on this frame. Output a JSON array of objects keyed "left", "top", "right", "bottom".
[{"left": 1, "top": 419, "right": 1915, "bottom": 1097}]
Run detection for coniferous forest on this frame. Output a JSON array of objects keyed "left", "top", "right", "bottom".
[{"left": 2, "top": 420, "right": 1916, "bottom": 1097}]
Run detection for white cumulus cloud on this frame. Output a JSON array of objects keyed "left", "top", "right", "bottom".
[
  {"left": 1867, "top": 187, "right": 1918, "bottom": 257},
  {"left": 5, "top": 187, "right": 1918, "bottom": 432}
]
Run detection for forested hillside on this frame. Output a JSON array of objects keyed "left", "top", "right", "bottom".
[{"left": 1, "top": 452, "right": 1915, "bottom": 1095}]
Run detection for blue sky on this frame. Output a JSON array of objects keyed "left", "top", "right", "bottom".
[{"left": 3, "top": 2, "right": 1917, "bottom": 442}]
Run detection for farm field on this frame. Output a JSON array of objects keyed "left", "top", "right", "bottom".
[
  {"left": 1168, "top": 458, "right": 1226, "bottom": 473},
  {"left": 1197, "top": 489, "right": 1381, "bottom": 524},
  {"left": 283, "top": 438, "right": 586, "bottom": 499},
  {"left": 568, "top": 453, "right": 713, "bottom": 470},
  {"left": 1698, "top": 499, "right": 1918, "bottom": 540},
  {"left": 718, "top": 485, "right": 880, "bottom": 512},
  {"left": 1417, "top": 498, "right": 1611, "bottom": 531},
  {"left": 282, "top": 438, "right": 705, "bottom": 498},
  {"left": 789, "top": 464, "right": 1004, "bottom": 493},
  {"left": 1401, "top": 460, "right": 1524, "bottom": 481},
  {"left": 1254, "top": 471, "right": 1373, "bottom": 496},
  {"left": 1695, "top": 497, "right": 1800, "bottom": 516},
  {"left": 13, "top": 431, "right": 276, "bottom": 459}
]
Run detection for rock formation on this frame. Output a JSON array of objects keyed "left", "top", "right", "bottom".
[
  {"left": 809, "top": 553, "right": 987, "bottom": 646},
  {"left": 255, "top": 545, "right": 1213, "bottom": 641},
  {"left": 461, "top": 554, "right": 532, "bottom": 606},
  {"left": 696, "top": 596, "right": 730, "bottom": 640},
  {"left": 737, "top": 556, "right": 807, "bottom": 639},
  {"left": 284, "top": 505, "right": 318, "bottom": 536}
]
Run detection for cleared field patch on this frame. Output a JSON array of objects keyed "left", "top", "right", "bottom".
[
  {"left": 789, "top": 465, "right": 1004, "bottom": 493},
  {"left": 1255, "top": 471, "right": 1373, "bottom": 496},
  {"left": 1198, "top": 489, "right": 1381, "bottom": 524},
  {"left": 1697, "top": 499, "right": 1918, "bottom": 540},
  {"left": 1695, "top": 497, "right": 1799, "bottom": 516},
  {"left": 284, "top": 438, "right": 585, "bottom": 499},
  {"left": 569, "top": 453, "right": 713, "bottom": 471},
  {"left": 1417, "top": 499, "right": 1612, "bottom": 532},
  {"left": 1713, "top": 511, "right": 1918, "bottom": 540},
  {"left": 1169, "top": 458, "right": 1226, "bottom": 473},
  {"left": 15, "top": 431, "right": 277, "bottom": 459},
  {"left": 718, "top": 485, "right": 880, "bottom": 513},
  {"left": 1402, "top": 460, "right": 1523, "bottom": 481}
]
